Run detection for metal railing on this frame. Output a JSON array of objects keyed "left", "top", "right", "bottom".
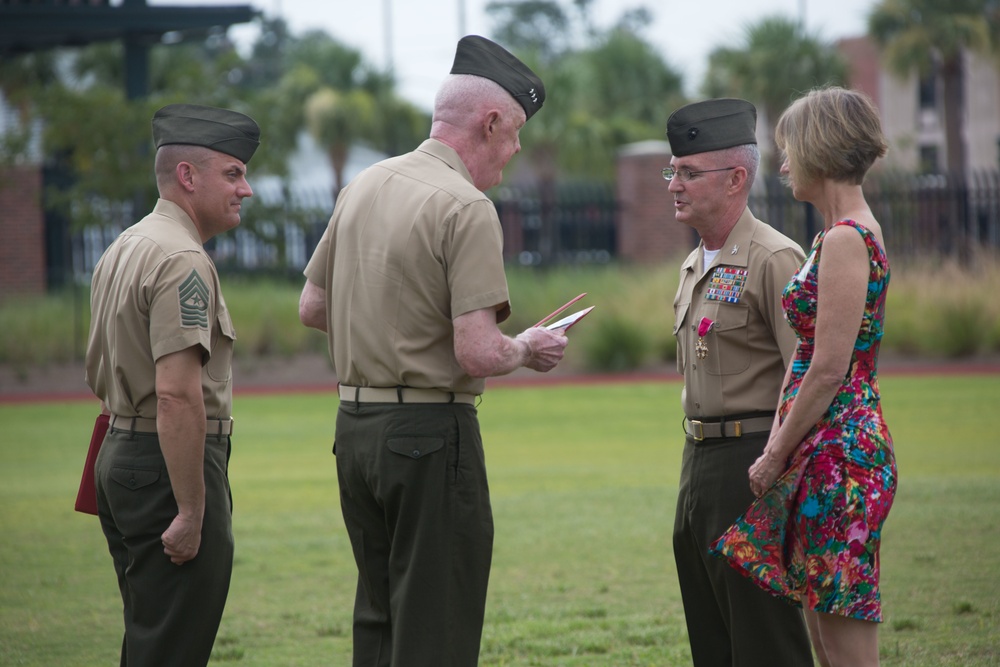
[{"left": 61, "top": 170, "right": 1000, "bottom": 282}]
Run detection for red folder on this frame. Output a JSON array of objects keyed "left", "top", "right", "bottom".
[{"left": 74, "top": 413, "right": 109, "bottom": 515}]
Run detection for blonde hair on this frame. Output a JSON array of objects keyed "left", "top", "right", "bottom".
[{"left": 775, "top": 86, "right": 887, "bottom": 185}]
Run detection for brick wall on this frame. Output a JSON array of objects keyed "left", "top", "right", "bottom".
[
  {"left": 0, "top": 165, "right": 46, "bottom": 296},
  {"left": 616, "top": 140, "right": 695, "bottom": 263}
]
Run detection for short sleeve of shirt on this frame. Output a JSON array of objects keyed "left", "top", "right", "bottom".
[
  {"left": 147, "top": 251, "right": 216, "bottom": 362},
  {"left": 304, "top": 219, "right": 332, "bottom": 287},
  {"left": 446, "top": 199, "right": 510, "bottom": 321},
  {"left": 765, "top": 246, "right": 806, "bottom": 363}
]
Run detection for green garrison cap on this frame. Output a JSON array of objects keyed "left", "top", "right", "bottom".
[
  {"left": 152, "top": 104, "right": 261, "bottom": 164},
  {"left": 666, "top": 98, "right": 757, "bottom": 156},
  {"left": 450, "top": 35, "right": 545, "bottom": 120}
]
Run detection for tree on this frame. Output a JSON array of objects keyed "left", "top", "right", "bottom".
[
  {"left": 579, "top": 25, "right": 684, "bottom": 133},
  {"left": 0, "top": 16, "right": 431, "bottom": 226},
  {"left": 486, "top": 0, "right": 572, "bottom": 62},
  {"left": 869, "top": 0, "right": 994, "bottom": 173},
  {"left": 702, "top": 16, "right": 847, "bottom": 173},
  {"left": 482, "top": 1, "right": 681, "bottom": 263},
  {"left": 485, "top": 0, "right": 681, "bottom": 182},
  {"left": 0, "top": 51, "right": 56, "bottom": 163},
  {"left": 304, "top": 86, "right": 377, "bottom": 197}
]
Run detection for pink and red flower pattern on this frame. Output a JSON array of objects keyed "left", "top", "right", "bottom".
[{"left": 710, "top": 220, "right": 897, "bottom": 622}]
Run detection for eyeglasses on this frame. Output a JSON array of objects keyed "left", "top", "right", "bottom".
[{"left": 661, "top": 166, "right": 737, "bottom": 182}]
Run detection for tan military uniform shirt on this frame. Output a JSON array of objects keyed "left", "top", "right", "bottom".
[
  {"left": 672, "top": 207, "right": 805, "bottom": 418},
  {"left": 85, "top": 199, "right": 236, "bottom": 420},
  {"left": 303, "top": 139, "right": 510, "bottom": 396}
]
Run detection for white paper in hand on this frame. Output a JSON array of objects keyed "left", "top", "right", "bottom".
[{"left": 545, "top": 306, "right": 595, "bottom": 331}]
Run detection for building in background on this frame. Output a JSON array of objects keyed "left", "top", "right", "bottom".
[{"left": 838, "top": 35, "right": 1000, "bottom": 174}]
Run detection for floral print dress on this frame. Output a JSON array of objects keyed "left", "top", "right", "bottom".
[{"left": 710, "top": 219, "right": 897, "bottom": 622}]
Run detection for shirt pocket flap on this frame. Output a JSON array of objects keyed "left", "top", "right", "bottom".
[
  {"left": 712, "top": 303, "right": 749, "bottom": 332},
  {"left": 672, "top": 302, "right": 690, "bottom": 336},
  {"left": 218, "top": 309, "right": 236, "bottom": 341}
]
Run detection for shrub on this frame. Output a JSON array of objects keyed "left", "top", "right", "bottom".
[{"left": 583, "top": 314, "right": 652, "bottom": 372}]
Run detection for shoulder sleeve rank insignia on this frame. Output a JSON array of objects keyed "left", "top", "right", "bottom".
[{"left": 178, "top": 270, "right": 210, "bottom": 329}]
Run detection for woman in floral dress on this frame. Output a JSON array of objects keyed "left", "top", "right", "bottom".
[{"left": 710, "top": 87, "right": 897, "bottom": 667}]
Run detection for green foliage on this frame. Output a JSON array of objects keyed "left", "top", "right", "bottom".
[
  {"left": 221, "top": 278, "right": 327, "bottom": 359},
  {"left": 3, "top": 259, "right": 999, "bottom": 370},
  {"left": 0, "top": 288, "right": 88, "bottom": 368},
  {"left": 582, "top": 314, "right": 652, "bottom": 371},
  {"left": 883, "top": 256, "right": 1000, "bottom": 358},
  {"left": 483, "top": 1, "right": 684, "bottom": 183},
  {"left": 503, "top": 263, "right": 677, "bottom": 371},
  {"left": 40, "top": 88, "right": 160, "bottom": 229},
  {"left": 2, "top": 376, "right": 999, "bottom": 665},
  {"left": 703, "top": 16, "right": 847, "bottom": 173},
  {"left": 305, "top": 86, "right": 379, "bottom": 194},
  {"left": 0, "top": 17, "right": 429, "bottom": 232},
  {"left": 868, "top": 0, "right": 994, "bottom": 76},
  {"left": 486, "top": 0, "right": 573, "bottom": 62}
]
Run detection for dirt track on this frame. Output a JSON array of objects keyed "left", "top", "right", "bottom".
[{"left": 2, "top": 351, "right": 998, "bottom": 405}]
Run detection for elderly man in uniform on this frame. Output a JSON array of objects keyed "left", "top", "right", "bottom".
[
  {"left": 86, "top": 103, "right": 258, "bottom": 666},
  {"left": 299, "top": 35, "right": 568, "bottom": 666},
  {"left": 665, "top": 98, "right": 814, "bottom": 666}
]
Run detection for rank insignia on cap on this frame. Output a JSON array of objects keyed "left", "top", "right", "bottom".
[
  {"left": 179, "top": 270, "right": 210, "bottom": 329},
  {"left": 705, "top": 267, "right": 748, "bottom": 303},
  {"left": 450, "top": 35, "right": 546, "bottom": 120}
]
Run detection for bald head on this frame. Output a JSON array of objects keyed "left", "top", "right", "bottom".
[{"left": 431, "top": 74, "right": 524, "bottom": 137}]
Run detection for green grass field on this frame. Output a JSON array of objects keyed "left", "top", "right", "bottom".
[{"left": 1, "top": 375, "right": 998, "bottom": 666}]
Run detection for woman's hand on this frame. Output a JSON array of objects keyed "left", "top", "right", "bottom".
[{"left": 749, "top": 450, "right": 786, "bottom": 498}]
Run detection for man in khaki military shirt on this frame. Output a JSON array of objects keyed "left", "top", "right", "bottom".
[
  {"left": 85, "top": 103, "right": 259, "bottom": 667},
  {"left": 299, "top": 36, "right": 567, "bottom": 667},
  {"left": 664, "top": 99, "right": 813, "bottom": 666}
]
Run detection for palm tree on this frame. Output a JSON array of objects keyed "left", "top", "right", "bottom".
[
  {"left": 868, "top": 0, "right": 994, "bottom": 174},
  {"left": 703, "top": 16, "right": 847, "bottom": 173},
  {"left": 304, "top": 87, "right": 378, "bottom": 198}
]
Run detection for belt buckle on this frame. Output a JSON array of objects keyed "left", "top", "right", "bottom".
[
  {"left": 689, "top": 419, "right": 705, "bottom": 442},
  {"left": 733, "top": 420, "right": 742, "bottom": 437}
]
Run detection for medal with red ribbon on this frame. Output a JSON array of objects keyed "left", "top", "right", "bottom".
[{"left": 695, "top": 317, "right": 714, "bottom": 359}]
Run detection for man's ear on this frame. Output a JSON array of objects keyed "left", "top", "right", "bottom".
[
  {"left": 728, "top": 166, "right": 748, "bottom": 194},
  {"left": 176, "top": 161, "right": 196, "bottom": 192},
  {"left": 483, "top": 110, "right": 501, "bottom": 140}
]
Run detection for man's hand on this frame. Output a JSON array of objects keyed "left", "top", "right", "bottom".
[
  {"left": 161, "top": 512, "right": 202, "bottom": 565},
  {"left": 455, "top": 308, "right": 569, "bottom": 377},
  {"left": 516, "top": 327, "right": 567, "bottom": 372}
]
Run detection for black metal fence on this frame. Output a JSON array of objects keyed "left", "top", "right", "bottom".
[
  {"left": 61, "top": 169, "right": 1000, "bottom": 282},
  {"left": 749, "top": 170, "right": 1000, "bottom": 258}
]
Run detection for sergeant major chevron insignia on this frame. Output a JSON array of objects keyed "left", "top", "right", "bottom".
[{"left": 178, "top": 270, "right": 210, "bottom": 329}]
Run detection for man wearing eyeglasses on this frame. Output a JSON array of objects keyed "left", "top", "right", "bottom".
[{"left": 665, "top": 98, "right": 812, "bottom": 667}]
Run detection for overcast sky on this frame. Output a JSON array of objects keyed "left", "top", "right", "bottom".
[{"left": 170, "top": 0, "right": 881, "bottom": 111}]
